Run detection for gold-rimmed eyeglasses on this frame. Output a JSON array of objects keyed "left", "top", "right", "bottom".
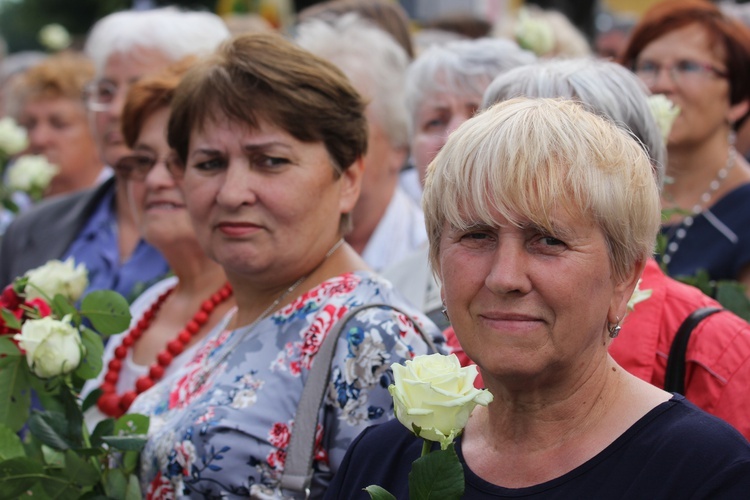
[{"left": 634, "top": 59, "right": 728, "bottom": 87}]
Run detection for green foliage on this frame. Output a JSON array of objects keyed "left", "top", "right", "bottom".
[
  {"left": 408, "top": 444, "right": 465, "bottom": 500},
  {"left": 0, "top": 286, "right": 146, "bottom": 498}
]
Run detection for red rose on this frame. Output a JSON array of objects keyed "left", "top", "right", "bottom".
[
  {"left": 1, "top": 284, "right": 21, "bottom": 310},
  {"left": 25, "top": 298, "right": 52, "bottom": 318}
]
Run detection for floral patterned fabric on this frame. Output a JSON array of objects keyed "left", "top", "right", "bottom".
[{"left": 131, "top": 271, "right": 441, "bottom": 498}]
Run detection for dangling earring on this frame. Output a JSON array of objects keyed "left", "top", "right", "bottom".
[
  {"left": 441, "top": 300, "right": 449, "bottom": 322},
  {"left": 608, "top": 316, "right": 621, "bottom": 339}
]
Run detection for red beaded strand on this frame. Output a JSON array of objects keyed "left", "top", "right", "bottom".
[{"left": 97, "top": 282, "right": 233, "bottom": 417}]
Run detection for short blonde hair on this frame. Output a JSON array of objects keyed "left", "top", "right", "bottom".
[{"left": 423, "top": 97, "right": 660, "bottom": 283}]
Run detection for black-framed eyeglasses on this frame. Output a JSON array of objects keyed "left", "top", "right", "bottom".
[
  {"left": 115, "top": 153, "right": 181, "bottom": 182},
  {"left": 634, "top": 59, "right": 728, "bottom": 87}
]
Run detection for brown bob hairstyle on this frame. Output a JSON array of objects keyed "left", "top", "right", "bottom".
[
  {"left": 166, "top": 32, "right": 368, "bottom": 178},
  {"left": 620, "top": 0, "right": 750, "bottom": 117},
  {"left": 121, "top": 56, "right": 197, "bottom": 149}
]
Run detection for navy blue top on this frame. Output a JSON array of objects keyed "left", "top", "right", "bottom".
[
  {"left": 659, "top": 183, "right": 750, "bottom": 282},
  {"left": 324, "top": 395, "right": 750, "bottom": 499},
  {"left": 61, "top": 184, "right": 169, "bottom": 302}
]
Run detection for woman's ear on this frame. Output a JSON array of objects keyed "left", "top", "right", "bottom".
[
  {"left": 728, "top": 98, "right": 750, "bottom": 126},
  {"left": 339, "top": 156, "right": 364, "bottom": 215},
  {"left": 608, "top": 259, "right": 647, "bottom": 324}
]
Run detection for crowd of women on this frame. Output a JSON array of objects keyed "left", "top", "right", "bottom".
[{"left": 1, "top": 0, "right": 750, "bottom": 498}]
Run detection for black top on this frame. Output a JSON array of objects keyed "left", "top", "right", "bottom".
[{"left": 324, "top": 395, "right": 750, "bottom": 499}]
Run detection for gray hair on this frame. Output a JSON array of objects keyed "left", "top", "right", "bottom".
[
  {"left": 482, "top": 57, "right": 666, "bottom": 188},
  {"left": 84, "top": 7, "right": 230, "bottom": 76},
  {"left": 405, "top": 37, "right": 536, "bottom": 137},
  {"left": 295, "top": 13, "right": 410, "bottom": 148}
]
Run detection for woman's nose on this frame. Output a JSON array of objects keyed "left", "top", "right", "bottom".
[
  {"left": 215, "top": 162, "right": 257, "bottom": 208},
  {"left": 484, "top": 241, "right": 533, "bottom": 295}
]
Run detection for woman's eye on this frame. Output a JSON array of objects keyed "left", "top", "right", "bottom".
[
  {"left": 540, "top": 236, "right": 564, "bottom": 246},
  {"left": 422, "top": 116, "right": 447, "bottom": 132},
  {"left": 259, "top": 156, "right": 289, "bottom": 168},
  {"left": 192, "top": 158, "right": 225, "bottom": 172}
]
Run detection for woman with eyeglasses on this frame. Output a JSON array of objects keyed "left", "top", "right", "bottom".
[
  {"left": 81, "top": 58, "right": 235, "bottom": 426},
  {"left": 620, "top": 0, "right": 750, "bottom": 293}
]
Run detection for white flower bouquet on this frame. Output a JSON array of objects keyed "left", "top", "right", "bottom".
[
  {"left": 0, "top": 117, "right": 58, "bottom": 210},
  {"left": 0, "top": 259, "right": 148, "bottom": 499}
]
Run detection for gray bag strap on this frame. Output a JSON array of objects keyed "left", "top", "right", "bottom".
[{"left": 279, "top": 303, "right": 438, "bottom": 496}]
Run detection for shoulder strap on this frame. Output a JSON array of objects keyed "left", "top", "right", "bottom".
[
  {"left": 664, "top": 306, "right": 723, "bottom": 394},
  {"left": 279, "top": 303, "right": 437, "bottom": 496}
]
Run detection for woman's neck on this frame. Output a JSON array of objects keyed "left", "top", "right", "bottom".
[
  {"left": 462, "top": 357, "right": 670, "bottom": 487},
  {"left": 228, "top": 242, "right": 368, "bottom": 328}
]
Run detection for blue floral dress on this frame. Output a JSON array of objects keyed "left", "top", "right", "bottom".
[{"left": 131, "top": 271, "right": 440, "bottom": 499}]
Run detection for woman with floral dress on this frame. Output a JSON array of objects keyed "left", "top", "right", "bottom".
[{"left": 129, "top": 32, "right": 439, "bottom": 499}]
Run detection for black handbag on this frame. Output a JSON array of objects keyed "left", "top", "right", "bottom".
[{"left": 664, "top": 306, "right": 724, "bottom": 394}]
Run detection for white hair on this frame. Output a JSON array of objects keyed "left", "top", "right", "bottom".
[
  {"left": 482, "top": 57, "right": 666, "bottom": 188},
  {"left": 295, "top": 13, "right": 410, "bottom": 148},
  {"left": 84, "top": 7, "right": 230, "bottom": 76},
  {"left": 405, "top": 37, "right": 536, "bottom": 137}
]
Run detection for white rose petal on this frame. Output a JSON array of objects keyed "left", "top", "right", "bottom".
[
  {"left": 0, "top": 117, "right": 29, "bottom": 156},
  {"left": 14, "top": 315, "right": 83, "bottom": 378},
  {"left": 38, "top": 24, "right": 72, "bottom": 51},
  {"left": 648, "top": 94, "right": 681, "bottom": 142},
  {"left": 6, "top": 155, "right": 59, "bottom": 193},
  {"left": 24, "top": 258, "right": 88, "bottom": 302},
  {"left": 515, "top": 8, "right": 555, "bottom": 56},
  {"left": 388, "top": 353, "right": 493, "bottom": 449}
]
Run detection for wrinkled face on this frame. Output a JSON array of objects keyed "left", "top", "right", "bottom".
[
  {"left": 124, "top": 107, "right": 194, "bottom": 251},
  {"left": 19, "top": 96, "right": 100, "bottom": 195},
  {"left": 437, "top": 207, "right": 635, "bottom": 386},
  {"left": 412, "top": 92, "right": 481, "bottom": 186},
  {"left": 90, "top": 48, "right": 173, "bottom": 168},
  {"left": 180, "top": 117, "right": 360, "bottom": 282},
  {"left": 635, "top": 23, "right": 745, "bottom": 147}
]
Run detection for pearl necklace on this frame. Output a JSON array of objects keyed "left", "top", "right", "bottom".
[
  {"left": 662, "top": 146, "right": 736, "bottom": 266},
  {"left": 97, "top": 282, "right": 233, "bottom": 417}
]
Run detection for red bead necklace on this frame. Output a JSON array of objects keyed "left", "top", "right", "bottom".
[{"left": 96, "top": 282, "right": 233, "bottom": 418}]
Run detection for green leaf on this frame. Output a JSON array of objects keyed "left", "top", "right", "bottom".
[
  {"left": 0, "top": 355, "right": 31, "bottom": 432},
  {"left": 125, "top": 473, "right": 142, "bottom": 500},
  {"left": 0, "top": 335, "right": 21, "bottom": 356},
  {"left": 28, "top": 411, "right": 72, "bottom": 450},
  {"left": 82, "top": 388, "right": 103, "bottom": 413},
  {"left": 90, "top": 419, "right": 115, "bottom": 449},
  {"left": 76, "top": 327, "right": 104, "bottom": 380},
  {"left": 0, "top": 308, "right": 21, "bottom": 331},
  {"left": 103, "top": 468, "right": 127, "bottom": 498},
  {"left": 80, "top": 291, "right": 131, "bottom": 336},
  {"left": 41, "top": 445, "right": 66, "bottom": 469},
  {"left": 100, "top": 435, "right": 148, "bottom": 452},
  {"left": 114, "top": 413, "right": 149, "bottom": 436},
  {"left": 0, "top": 456, "right": 45, "bottom": 500},
  {"left": 715, "top": 281, "right": 750, "bottom": 322},
  {"left": 56, "top": 384, "right": 84, "bottom": 447},
  {"left": 0, "top": 423, "right": 26, "bottom": 460},
  {"left": 364, "top": 485, "right": 397, "bottom": 500},
  {"left": 52, "top": 294, "right": 79, "bottom": 323},
  {"left": 61, "top": 449, "right": 100, "bottom": 487},
  {"left": 408, "top": 443, "right": 464, "bottom": 500}
]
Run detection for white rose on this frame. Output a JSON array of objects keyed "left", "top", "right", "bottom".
[
  {"left": 6, "top": 155, "right": 59, "bottom": 193},
  {"left": 389, "top": 353, "right": 493, "bottom": 449},
  {"left": 0, "top": 117, "right": 29, "bottom": 156},
  {"left": 648, "top": 94, "right": 681, "bottom": 142},
  {"left": 515, "top": 8, "right": 555, "bottom": 57},
  {"left": 24, "top": 258, "right": 88, "bottom": 302},
  {"left": 38, "top": 24, "right": 72, "bottom": 51},
  {"left": 14, "top": 315, "right": 83, "bottom": 378}
]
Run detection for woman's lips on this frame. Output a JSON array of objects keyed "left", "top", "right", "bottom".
[{"left": 216, "top": 222, "right": 262, "bottom": 237}]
